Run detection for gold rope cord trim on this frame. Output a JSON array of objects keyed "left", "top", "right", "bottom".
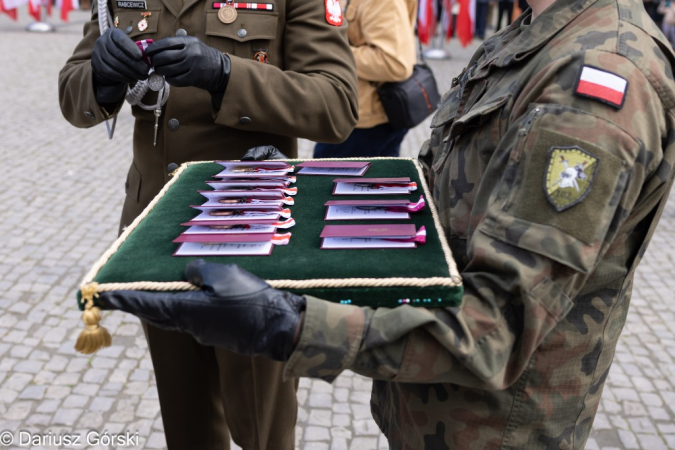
[
  {"left": 411, "top": 159, "right": 462, "bottom": 284},
  {"left": 83, "top": 276, "right": 460, "bottom": 296}
]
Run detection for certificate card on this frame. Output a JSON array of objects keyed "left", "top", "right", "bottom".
[
  {"left": 296, "top": 161, "right": 370, "bottom": 176},
  {"left": 325, "top": 206, "right": 410, "bottom": 220},
  {"left": 174, "top": 241, "right": 273, "bottom": 256},
  {"left": 182, "top": 224, "right": 277, "bottom": 234},
  {"left": 214, "top": 161, "right": 294, "bottom": 178},
  {"left": 319, "top": 224, "right": 424, "bottom": 249},
  {"left": 323, "top": 197, "right": 425, "bottom": 220},
  {"left": 189, "top": 210, "right": 282, "bottom": 222},
  {"left": 332, "top": 178, "right": 418, "bottom": 195},
  {"left": 321, "top": 237, "right": 416, "bottom": 249},
  {"left": 207, "top": 179, "right": 292, "bottom": 189}
]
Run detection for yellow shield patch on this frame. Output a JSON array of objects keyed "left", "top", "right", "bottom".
[{"left": 544, "top": 146, "right": 599, "bottom": 212}]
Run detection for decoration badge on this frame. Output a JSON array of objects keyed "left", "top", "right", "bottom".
[{"left": 544, "top": 146, "right": 599, "bottom": 212}]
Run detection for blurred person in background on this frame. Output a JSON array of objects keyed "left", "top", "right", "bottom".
[
  {"left": 495, "top": 0, "right": 515, "bottom": 31},
  {"left": 658, "top": 0, "right": 675, "bottom": 45},
  {"left": 314, "top": 0, "right": 417, "bottom": 158}
]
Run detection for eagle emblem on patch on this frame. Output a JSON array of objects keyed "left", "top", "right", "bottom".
[
  {"left": 544, "top": 146, "right": 599, "bottom": 211},
  {"left": 325, "top": 0, "right": 343, "bottom": 26}
]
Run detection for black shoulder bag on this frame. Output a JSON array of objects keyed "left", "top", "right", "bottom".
[{"left": 376, "top": 41, "right": 441, "bottom": 129}]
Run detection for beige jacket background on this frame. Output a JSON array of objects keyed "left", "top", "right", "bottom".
[{"left": 345, "top": 0, "right": 417, "bottom": 128}]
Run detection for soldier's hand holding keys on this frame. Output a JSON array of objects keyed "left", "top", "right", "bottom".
[{"left": 91, "top": 28, "right": 150, "bottom": 104}]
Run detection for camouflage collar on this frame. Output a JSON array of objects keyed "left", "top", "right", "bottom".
[{"left": 485, "top": 0, "right": 601, "bottom": 69}]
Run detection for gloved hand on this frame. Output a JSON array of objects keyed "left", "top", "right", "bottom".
[
  {"left": 241, "top": 145, "right": 289, "bottom": 161},
  {"left": 91, "top": 28, "right": 150, "bottom": 105},
  {"left": 98, "top": 260, "right": 306, "bottom": 361},
  {"left": 145, "top": 36, "right": 231, "bottom": 97}
]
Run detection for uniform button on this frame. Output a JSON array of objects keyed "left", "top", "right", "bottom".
[
  {"left": 84, "top": 111, "right": 95, "bottom": 118},
  {"left": 175, "top": 28, "right": 187, "bottom": 36},
  {"left": 167, "top": 163, "right": 179, "bottom": 173},
  {"left": 239, "top": 116, "right": 251, "bottom": 124},
  {"left": 168, "top": 118, "right": 180, "bottom": 131},
  {"left": 125, "top": 25, "right": 133, "bottom": 33},
  {"left": 237, "top": 29, "right": 247, "bottom": 38}
]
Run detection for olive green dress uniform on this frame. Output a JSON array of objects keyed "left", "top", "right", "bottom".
[
  {"left": 283, "top": 0, "right": 675, "bottom": 448},
  {"left": 58, "top": 0, "right": 358, "bottom": 447}
]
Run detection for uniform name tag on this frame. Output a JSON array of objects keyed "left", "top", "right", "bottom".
[{"left": 116, "top": 0, "right": 147, "bottom": 8}]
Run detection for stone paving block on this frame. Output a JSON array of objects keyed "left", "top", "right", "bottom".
[
  {"left": 52, "top": 408, "right": 82, "bottom": 426},
  {"left": 19, "top": 385, "right": 46, "bottom": 400},
  {"left": 305, "top": 426, "right": 331, "bottom": 441},
  {"left": 308, "top": 409, "right": 333, "bottom": 427},
  {"left": 349, "top": 437, "right": 378, "bottom": 449},
  {"left": 617, "top": 430, "right": 640, "bottom": 449},
  {"left": 309, "top": 393, "right": 333, "bottom": 408},
  {"left": 636, "top": 434, "right": 668, "bottom": 450}
]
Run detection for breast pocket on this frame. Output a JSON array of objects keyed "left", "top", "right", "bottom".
[
  {"left": 113, "top": 8, "right": 161, "bottom": 40},
  {"left": 205, "top": 10, "right": 279, "bottom": 57},
  {"left": 431, "top": 93, "right": 511, "bottom": 174}
]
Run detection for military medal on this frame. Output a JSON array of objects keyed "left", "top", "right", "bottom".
[
  {"left": 253, "top": 50, "right": 269, "bottom": 64},
  {"left": 148, "top": 71, "right": 164, "bottom": 92},
  {"left": 138, "top": 12, "right": 151, "bottom": 31},
  {"left": 218, "top": 0, "right": 237, "bottom": 23}
]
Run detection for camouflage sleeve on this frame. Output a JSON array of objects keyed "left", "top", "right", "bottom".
[{"left": 285, "top": 50, "right": 669, "bottom": 387}]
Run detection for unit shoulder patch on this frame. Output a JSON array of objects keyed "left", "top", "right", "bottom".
[
  {"left": 574, "top": 65, "right": 628, "bottom": 109},
  {"left": 544, "top": 146, "right": 599, "bottom": 212}
]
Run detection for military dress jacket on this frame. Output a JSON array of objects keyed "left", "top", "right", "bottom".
[
  {"left": 59, "top": 0, "right": 358, "bottom": 226},
  {"left": 285, "top": 0, "right": 675, "bottom": 448}
]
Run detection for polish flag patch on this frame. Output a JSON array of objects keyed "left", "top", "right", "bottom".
[
  {"left": 325, "top": 0, "right": 343, "bottom": 26},
  {"left": 574, "top": 66, "right": 628, "bottom": 109}
]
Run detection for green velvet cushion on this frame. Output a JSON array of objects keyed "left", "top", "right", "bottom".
[{"left": 85, "top": 159, "right": 463, "bottom": 309}]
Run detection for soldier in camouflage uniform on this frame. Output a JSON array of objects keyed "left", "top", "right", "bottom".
[{"left": 98, "top": 0, "right": 675, "bottom": 447}]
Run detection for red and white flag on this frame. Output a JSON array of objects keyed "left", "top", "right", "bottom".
[
  {"left": 0, "top": 0, "right": 19, "bottom": 20},
  {"left": 418, "top": 0, "right": 434, "bottom": 45},
  {"left": 1, "top": 0, "right": 25, "bottom": 20},
  {"left": 575, "top": 66, "right": 627, "bottom": 108},
  {"left": 56, "top": 0, "right": 78, "bottom": 22},
  {"left": 28, "top": 0, "right": 41, "bottom": 21},
  {"left": 456, "top": 0, "right": 475, "bottom": 47},
  {"left": 441, "top": 0, "right": 452, "bottom": 41}
]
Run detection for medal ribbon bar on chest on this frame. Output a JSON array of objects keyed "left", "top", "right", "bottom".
[{"left": 212, "top": 2, "right": 274, "bottom": 9}]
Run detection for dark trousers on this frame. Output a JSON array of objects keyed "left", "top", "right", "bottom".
[
  {"left": 496, "top": 0, "right": 514, "bottom": 31},
  {"left": 143, "top": 323, "right": 298, "bottom": 449},
  {"left": 313, "top": 122, "right": 409, "bottom": 158},
  {"left": 475, "top": 2, "right": 490, "bottom": 38}
]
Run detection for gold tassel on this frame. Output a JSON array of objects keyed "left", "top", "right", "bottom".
[{"left": 74, "top": 283, "right": 112, "bottom": 354}]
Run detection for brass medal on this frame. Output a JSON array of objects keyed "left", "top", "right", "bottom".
[{"left": 218, "top": 4, "right": 237, "bottom": 24}]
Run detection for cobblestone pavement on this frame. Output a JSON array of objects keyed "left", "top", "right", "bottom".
[{"left": 0, "top": 9, "right": 673, "bottom": 450}]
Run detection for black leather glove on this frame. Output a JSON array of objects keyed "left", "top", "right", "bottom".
[
  {"left": 91, "top": 28, "right": 149, "bottom": 105},
  {"left": 98, "top": 260, "right": 306, "bottom": 361},
  {"left": 145, "top": 36, "right": 231, "bottom": 106},
  {"left": 241, "top": 145, "right": 289, "bottom": 161}
]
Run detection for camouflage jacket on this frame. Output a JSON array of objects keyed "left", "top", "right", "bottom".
[{"left": 285, "top": 0, "right": 675, "bottom": 448}]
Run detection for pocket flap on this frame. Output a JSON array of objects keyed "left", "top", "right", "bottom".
[
  {"left": 449, "top": 94, "right": 511, "bottom": 138},
  {"left": 430, "top": 86, "right": 461, "bottom": 128}
]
